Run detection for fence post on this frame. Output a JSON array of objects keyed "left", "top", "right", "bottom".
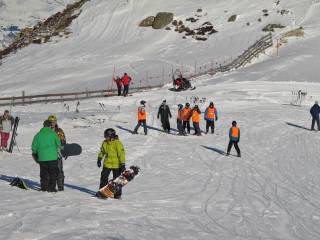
[{"left": 22, "top": 91, "right": 25, "bottom": 106}]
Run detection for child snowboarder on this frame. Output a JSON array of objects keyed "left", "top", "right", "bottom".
[
  {"left": 97, "top": 128, "right": 126, "bottom": 199},
  {"left": 177, "top": 104, "right": 186, "bottom": 135},
  {"left": 48, "top": 115, "right": 66, "bottom": 191},
  {"left": 227, "top": 121, "right": 241, "bottom": 157},
  {"left": 204, "top": 102, "right": 218, "bottom": 134},
  {"left": 133, "top": 100, "right": 147, "bottom": 135}
]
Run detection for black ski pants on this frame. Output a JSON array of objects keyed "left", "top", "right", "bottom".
[
  {"left": 134, "top": 120, "right": 147, "bottom": 135},
  {"left": 123, "top": 85, "right": 129, "bottom": 96},
  {"left": 161, "top": 118, "right": 171, "bottom": 133},
  {"left": 311, "top": 117, "right": 320, "bottom": 130},
  {"left": 193, "top": 122, "right": 201, "bottom": 135},
  {"left": 39, "top": 160, "right": 58, "bottom": 192},
  {"left": 57, "top": 157, "right": 64, "bottom": 190},
  {"left": 116, "top": 84, "right": 122, "bottom": 96},
  {"left": 183, "top": 120, "right": 190, "bottom": 133},
  {"left": 206, "top": 121, "right": 215, "bottom": 133},
  {"left": 99, "top": 167, "right": 122, "bottom": 198},
  {"left": 227, "top": 140, "right": 241, "bottom": 155}
]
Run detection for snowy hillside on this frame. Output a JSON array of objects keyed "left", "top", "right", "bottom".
[
  {"left": 1, "top": 0, "right": 320, "bottom": 239},
  {"left": 0, "top": 0, "right": 77, "bottom": 49},
  {"left": 0, "top": 0, "right": 318, "bottom": 95}
]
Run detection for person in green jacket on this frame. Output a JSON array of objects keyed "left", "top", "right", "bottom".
[
  {"left": 97, "top": 128, "right": 126, "bottom": 197},
  {"left": 32, "top": 120, "right": 61, "bottom": 192}
]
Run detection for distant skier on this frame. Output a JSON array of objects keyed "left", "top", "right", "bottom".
[
  {"left": 157, "top": 100, "right": 172, "bottom": 133},
  {"left": 48, "top": 115, "right": 66, "bottom": 191},
  {"left": 97, "top": 128, "right": 126, "bottom": 199},
  {"left": 226, "top": 121, "right": 241, "bottom": 157},
  {"left": 182, "top": 103, "right": 192, "bottom": 134},
  {"left": 191, "top": 105, "right": 201, "bottom": 136},
  {"left": 121, "top": 73, "right": 132, "bottom": 97},
  {"left": 310, "top": 101, "right": 320, "bottom": 131},
  {"left": 32, "top": 120, "right": 61, "bottom": 192},
  {"left": 204, "top": 102, "right": 218, "bottom": 134},
  {"left": 133, "top": 100, "right": 147, "bottom": 135},
  {"left": 177, "top": 104, "right": 186, "bottom": 135},
  {"left": 113, "top": 76, "right": 123, "bottom": 96},
  {"left": 0, "top": 110, "right": 14, "bottom": 151}
]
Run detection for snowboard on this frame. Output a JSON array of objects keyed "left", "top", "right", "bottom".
[
  {"left": 8, "top": 117, "right": 20, "bottom": 153},
  {"left": 60, "top": 143, "right": 82, "bottom": 158},
  {"left": 10, "top": 177, "right": 28, "bottom": 190},
  {"left": 96, "top": 165, "right": 140, "bottom": 199}
]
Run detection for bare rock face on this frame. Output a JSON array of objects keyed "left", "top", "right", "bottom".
[
  {"left": 139, "top": 16, "right": 155, "bottom": 27},
  {"left": 152, "top": 12, "right": 174, "bottom": 29}
]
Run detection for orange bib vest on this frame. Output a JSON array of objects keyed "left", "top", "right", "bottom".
[
  {"left": 138, "top": 107, "right": 146, "bottom": 121},
  {"left": 182, "top": 108, "right": 191, "bottom": 121},
  {"left": 206, "top": 107, "right": 216, "bottom": 119},
  {"left": 231, "top": 127, "right": 239, "bottom": 138},
  {"left": 192, "top": 110, "right": 200, "bottom": 123}
]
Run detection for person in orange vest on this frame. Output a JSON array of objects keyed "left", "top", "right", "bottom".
[
  {"left": 227, "top": 121, "right": 241, "bottom": 157},
  {"left": 191, "top": 105, "right": 201, "bottom": 136},
  {"left": 204, "top": 102, "right": 218, "bottom": 134},
  {"left": 121, "top": 73, "right": 132, "bottom": 96},
  {"left": 176, "top": 104, "right": 186, "bottom": 135},
  {"left": 113, "top": 76, "right": 123, "bottom": 96},
  {"left": 182, "top": 103, "right": 191, "bottom": 134},
  {"left": 133, "top": 100, "right": 147, "bottom": 135}
]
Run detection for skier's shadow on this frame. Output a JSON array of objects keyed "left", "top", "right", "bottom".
[
  {"left": 0, "top": 175, "right": 96, "bottom": 196},
  {"left": 201, "top": 145, "right": 226, "bottom": 155},
  {"left": 286, "top": 122, "right": 310, "bottom": 131},
  {"left": 116, "top": 125, "right": 178, "bottom": 134}
]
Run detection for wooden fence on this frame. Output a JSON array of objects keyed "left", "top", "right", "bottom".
[
  {"left": 0, "top": 85, "right": 162, "bottom": 107},
  {"left": 0, "top": 34, "right": 273, "bottom": 107}
]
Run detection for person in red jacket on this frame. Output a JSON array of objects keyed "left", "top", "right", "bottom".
[
  {"left": 113, "top": 76, "right": 123, "bottom": 96},
  {"left": 121, "top": 73, "right": 132, "bottom": 97}
]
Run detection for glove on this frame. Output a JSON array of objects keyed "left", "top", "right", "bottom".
[
  {"left": 97, "top": 158, "right": 102, "bottom": 168},
  {"left": 120, "top": 164, "right": 126, "bottom": 173},
  {"left": 215, "top": 117, "right": 218, "bottom": 121}
]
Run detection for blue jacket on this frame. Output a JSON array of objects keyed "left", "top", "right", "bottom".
[
  {"left": 204, "top": 107, "right": 218, "bottom": 122},
  {"left": 229, "top": 127, "right": 240, "bottom": 142},
  {"left": 310, "top": 104, "right": 320, "bottom": 118}
]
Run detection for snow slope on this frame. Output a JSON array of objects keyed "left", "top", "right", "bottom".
[
  {"left": 1, "top": 0, "right": 320, "bottom": 239},
  {"left": 1, "top": 0, "right": 318, "bottom": 95}
]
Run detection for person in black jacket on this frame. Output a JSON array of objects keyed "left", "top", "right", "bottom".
[
  {"left": 310, "top": 101, "right": 320, "bottom": 131},
  {"left": 157, "top": 100, "right": 172, "bottom": 133}
]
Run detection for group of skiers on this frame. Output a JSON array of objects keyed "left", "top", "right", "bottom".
[
  {"left": 112, "top": 73, "right": 132, "bottom": 96},
  {"left": 133, "top": 99, "right": 240, "bottom": 156},
  {"left": 2, "top": 100, "right": 320, "bottom": 196}
]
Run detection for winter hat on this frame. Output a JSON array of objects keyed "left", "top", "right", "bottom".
[
  {"left": 315, "top": 101, "right": 319, "bottom": 105},
  {"left": 43, "top": 120, "right": 51, "bottom": 127},
  {"left": 232, "top": 121, "right": 237, "bottom": 126}
]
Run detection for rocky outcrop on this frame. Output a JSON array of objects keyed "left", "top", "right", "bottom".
[
  {"left": 262, "top": 23, "right": 285, "bottom": 32},
  {"left": 139, "top": 16, "right": 155, "bottom": 27},
  {"left": 152, "top": 12, "right": 174, "bottom": 29},
  {"left": 228, "top": 14, "right": 237, "bottom": 22},
  {"left": 0, "top": 0, "right": 89, "bottom": 60}
]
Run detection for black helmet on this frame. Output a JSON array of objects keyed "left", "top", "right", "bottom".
[
  {"left": 178, "top": 104, "right": 183, "bottom": 109},
  {"left": 210, "top": 101, "right": 213, "bottom": 105},
  {"left": 232, "top": 121, "right": 237, "bottom": 126},
  {"left": 194, "top": 105, "right": 199, "bottom": 108},
  {"left": 140, "top": 100, "right": 146, "bottom": 105},
  {"left": 185, "top": 102, "right": 190, "bottom": 107},
  {"left": 104, "top": 128, "right": 116, "bottom": 139}
]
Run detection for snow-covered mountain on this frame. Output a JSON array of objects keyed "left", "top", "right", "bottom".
[
  {"left": 1, "top": 1, "right": 320, "bottom": 240},
  {"left": 1, "top": 0, "right": 319, "bottom": 95}
]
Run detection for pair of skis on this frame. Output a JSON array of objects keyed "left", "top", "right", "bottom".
[{"left": 7, "top": 117, "right": 20, "bottom": 153}]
